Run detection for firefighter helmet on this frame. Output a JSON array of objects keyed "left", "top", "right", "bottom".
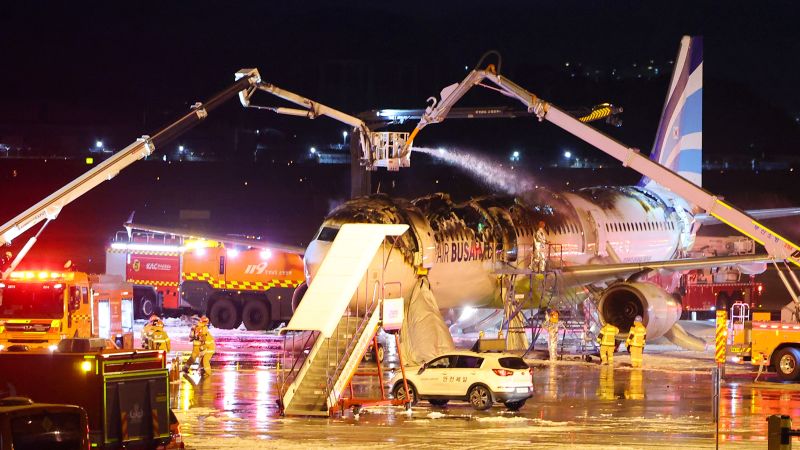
[
  {"left": 199, "top": 315, "right": 209, "bottom": 324},
  {"left": 634, "top": 315, "right": 643, "bottom": 323}
]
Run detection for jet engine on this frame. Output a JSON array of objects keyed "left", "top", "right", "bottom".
[{"left": 597, "top": 281, "right": 682, "bottom": 339}]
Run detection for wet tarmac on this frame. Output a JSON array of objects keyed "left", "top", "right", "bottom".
[{"left": 169, "top": 354, "right": 800, "bottom": 449}]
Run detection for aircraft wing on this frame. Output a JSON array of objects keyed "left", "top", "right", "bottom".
[
  {"left": 558, "top": 253, "right": 772, "bottom": 286},
  {"left": 124, "top": 222, "right": 306, "bottom": 255},
  {"left": 696, "top": 207, "right": 800, "bottom": 225}
]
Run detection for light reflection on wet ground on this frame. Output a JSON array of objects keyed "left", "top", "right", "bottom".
[{"left": 171, "top": 355, "right": 800, "bottom": 448}]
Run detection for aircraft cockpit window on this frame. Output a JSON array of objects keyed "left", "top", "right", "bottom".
[{"left": 316, "top": 227, "right": 340, "bottom": 242}]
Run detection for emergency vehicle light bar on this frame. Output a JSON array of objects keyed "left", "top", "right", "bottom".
[
  {"left": 8, "top": 271, "right": 75, "bottom": 281},
  {"left": 110, "top": 242, "right": 183, "bottom": 253}
]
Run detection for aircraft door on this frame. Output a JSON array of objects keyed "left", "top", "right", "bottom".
[
  {"left": 489, "top": 208, "right": 518, "bottom": 263},
  {"left": 587, "top": 209, "right": 607, "bottom": 256}
]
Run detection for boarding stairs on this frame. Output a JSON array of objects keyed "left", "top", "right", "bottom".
[
  {"left": 282, "top": 305, "right": 381, "bottom": 416},
  {"left": 276, "top": 223, "right": 408, "bottom": 417}
]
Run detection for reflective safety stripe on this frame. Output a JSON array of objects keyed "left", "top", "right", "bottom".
[
  {"left": 182, "top": 272, "right": 302, "bottom": 291},
  {"left": 599, "top": 325, "right": 619, "bottom": 346},
  {"left": 128, "top": 279, "right": 179, "bottom": 287},
  {"left": 627, "top": 323, "right": 647, "bottom": 347}
]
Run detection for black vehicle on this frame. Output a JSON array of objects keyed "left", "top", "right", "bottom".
[{"left": 0, "top": 397, "right": 90, "bottom": 450}]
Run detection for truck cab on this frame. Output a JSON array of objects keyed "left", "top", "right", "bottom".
[
  {"left": 0, "top": 271, "right": 134, "bottom": 351},
  {"left": 0, "top": 271, "right": 93, "bottom": 350},
  {"left": 729, "top": 302, "right": 800, "bottom": 381}
]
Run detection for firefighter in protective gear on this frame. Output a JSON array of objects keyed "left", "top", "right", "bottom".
[
  {"left": 543, "top": 310, "right": 565, "bottom": 362},
  {"left": 626, "top": 315, "right": 647, "bottom": 368},
  {"left": 531, "top": 221, "right": 548, "bottom": 272},
  {"left": 183, "top": 315, "right": 206, "bottom": 373},
  {"left": 597, "top": 322, "right": 620, "bottom": 365},
  {"left": 198, "top": 317, "right": 215, "bottom": 375},
  {"left": 141, "top": 314, "right": 170, "bottom": 351}
]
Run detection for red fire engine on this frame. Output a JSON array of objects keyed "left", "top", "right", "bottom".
[{"left": 678, "top": 267, "right": 763, "bottom": 318}]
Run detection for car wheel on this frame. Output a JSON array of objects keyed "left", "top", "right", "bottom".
[
  {"left": 504, "top": 399, "right": 526, "bottom": 411},
  {"left": 392, "top": 382, "right": 418, "bottom": 406},
  {"left": 775, "top": 347, "right": 800, "bottom": 381},
  {"left": 376, "top": 344, "right": 385, "bottom": 363},
  {"left": 429, "top": 399, "right": 449, "bottom": 407},
  {"left": 468, "top": 385, "right": 493, "bottom": 411}
]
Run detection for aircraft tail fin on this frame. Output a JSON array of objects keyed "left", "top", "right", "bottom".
[{"left": 642, "top": 36, "right": 703, "bottom": 189}]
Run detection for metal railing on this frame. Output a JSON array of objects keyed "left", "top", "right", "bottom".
[
  {"left": 323, "top": 280, "right": 383, "bottom": 409},
  {"left": 277, "top": 329, "right": 321, "bottom": 410}
]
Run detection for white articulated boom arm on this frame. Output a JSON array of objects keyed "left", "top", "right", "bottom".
[
  {"left": 0, "top": 70, "right": 262, "bottom": 277},
  {"left": 402, "top": 65, "right": 800, "bottom": 302},
  {"left": 235, "top": 69, "right": 409, "bottom": 171}
]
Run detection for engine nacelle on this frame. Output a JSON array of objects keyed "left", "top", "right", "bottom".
[{"left": 598, "top": 281, "right": 681, "bottom": 339}]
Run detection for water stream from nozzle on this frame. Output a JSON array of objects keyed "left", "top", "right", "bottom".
[{"left": 413, "top": 146, "right": 536, "bottom": 195}]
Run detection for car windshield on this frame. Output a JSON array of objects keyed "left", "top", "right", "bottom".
[
  {"left": 498, "top": 357, "right": 529, "bottom": 370},
  {"left": 11, "top": 410, "right": 84, "bottom": 450},
  {"left": 0, "top": 284, "right": 64, "bottom": 319}
]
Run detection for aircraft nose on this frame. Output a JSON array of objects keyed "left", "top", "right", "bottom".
[{"left": 303, "top": 239, "right": 330, "bottom": 283}]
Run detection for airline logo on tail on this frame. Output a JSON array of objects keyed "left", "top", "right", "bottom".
[{"left": 643, "top": 35, "right": 703, "bottom": 189}]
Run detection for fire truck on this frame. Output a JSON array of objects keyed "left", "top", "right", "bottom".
[
  {"left": 106, "top": 226, "right": 304, "bottom": 330},
  {"left": 728, "top": 303, "right": 800, "bottom": 381},
  {"left": 0, "top": 346, "right": 175, "bottom": 449},
  {"left": 677, "top": 268, "right": 763, "bottom": 318},
  {"left": 0, "top": 270, "right": 134, "bottom": 351}
]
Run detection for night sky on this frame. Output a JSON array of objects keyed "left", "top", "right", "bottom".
[
  {"left": 2, "top": 1, "right": 800, "bottom": 279},
  {"left": 1, "top": 1, "right": 799, "bottom": 158}
]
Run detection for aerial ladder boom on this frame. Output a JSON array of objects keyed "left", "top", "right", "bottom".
[
  {"left": 235, "top": 69, "right": 409, "bottom": 171},
  {"left": 400, "top": 62, "right": 800, "bottom": 304},
  {"left": 0, "top": 70, "right": 262, "bottom": 278}
]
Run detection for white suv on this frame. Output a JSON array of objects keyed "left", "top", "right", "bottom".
[{"left": 390, "top": 351, "right": 533, "bottom": 411}]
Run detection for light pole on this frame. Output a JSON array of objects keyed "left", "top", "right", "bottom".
[{"left": 342, "top": 131, "right": 348, "bottom": 147}]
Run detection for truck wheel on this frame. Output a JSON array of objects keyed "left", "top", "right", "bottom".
[
  {"left": 775, "top": 347, "right": 800, "bottom": 381},
  {"left": 136, "top": 295, "right": 157, "bottom": 319},
  {"left": 209, "top": 299, "right": 241, "bottom": 329},
  {"left": 242, "top": 301, "right": 271, "bottom": 331}
]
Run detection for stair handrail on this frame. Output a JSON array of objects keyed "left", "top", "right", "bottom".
[
  {"left": 323, "top": 279, "right": 383, "bottom": 409},
  {"left": 277, "top": 329, "right": 321, "bottom": 409}
]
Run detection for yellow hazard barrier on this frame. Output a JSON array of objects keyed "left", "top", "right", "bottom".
[{"left": 716, "top": 310, "right": 728, "bottom": 364}]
